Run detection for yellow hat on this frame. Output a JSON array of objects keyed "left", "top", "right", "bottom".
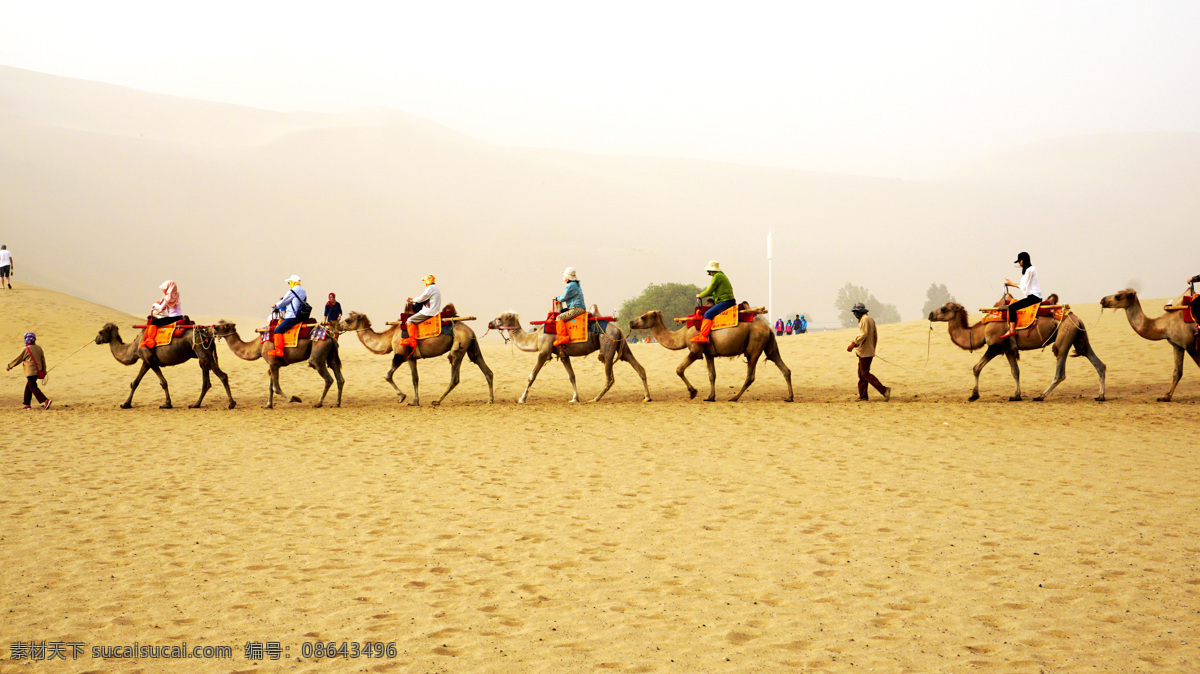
[
  {"left": 423, "top": 274, "right": 436, "bottom": 286},
  {"left": 705, "top": 260, "right": 721, "bottom": 273}
]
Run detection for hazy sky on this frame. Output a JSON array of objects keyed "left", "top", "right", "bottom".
[{"left": 3, "top": 1, "right": 1198, "bottom": 178}]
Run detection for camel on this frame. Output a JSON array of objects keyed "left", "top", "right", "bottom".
[
  {"left": 340, "top": 307, "right": 493, "bottom": 406},
  {"left": 94, "top": 322, "right": 234, "bottom": 409},
  {"left": 928, "top": 295, "right": 1105, "bottom": 402},
  {"left": 627, "top": 308, "right": 793, "bottom": 402},
  {"left": 487, "top": 311, "right": 650, "bottom": 403},
  {"left": 211, "top": 321, "right": 343, "bottom": 408},
  {"left": 1099, "top": 288, "right": 1200, "bottom": 401}
]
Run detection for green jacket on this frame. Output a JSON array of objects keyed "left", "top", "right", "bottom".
[{"left": 699, "top": 272, "right": 735, "bottom": 303}]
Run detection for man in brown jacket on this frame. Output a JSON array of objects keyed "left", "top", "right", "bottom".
[
  {"left": 846, "top": 303, "right": 890, "bottom": 402},
  {"left": 7, "top": 332, "right": 50, "bottom": 409}
]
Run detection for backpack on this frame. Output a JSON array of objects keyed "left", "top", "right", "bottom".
[{"left": 289, "top": 290, "right": 313, "bottom": 320}]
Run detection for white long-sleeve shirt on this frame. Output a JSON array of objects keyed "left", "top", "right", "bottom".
[
  {"left": 1018, "top": 266, "right": 1042, "bottom": 299},
  {"left": 412, "top": 284, "right": 442, "bottom": 315}
]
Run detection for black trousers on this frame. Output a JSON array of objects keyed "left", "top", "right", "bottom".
[
  {"left": 24, "top": 376, "right": 47, "bottom": 406},
  {"left": 1007, "top": 295, "right": 1042, "bottom": 324},
  {"left": 857, "top": 357, "right": 886, "bottom": 399}
]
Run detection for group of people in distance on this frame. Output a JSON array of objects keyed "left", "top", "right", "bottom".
[
  {"left": 775, "top": 315, "right": 807, "bottom": 336},
  {"left": 8, "top": 250, "right": 1198, "bottom": 409}
]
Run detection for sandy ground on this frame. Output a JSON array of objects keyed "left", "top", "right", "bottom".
[{"left": 2, "top": 282, "right": 1198, "bottom": 672}]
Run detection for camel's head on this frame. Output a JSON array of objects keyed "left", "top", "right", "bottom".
[
  {"left": 95, "top": 322, "right": 120, "bottom": 344},
  {"left": 211, "top": 320, "right": 237, "bottom": 338},
  {"left": 342, "top": 312, "right": 370, "bottom": 331},
  {"left": 488, "top": 312, "right": 521, "bottom": 331},
  {"left": 628, "top": 310, "right": 662, "bottom": 332},
  {"left": 928, "top": 302, "right": 965, "bottom": 323},
  {"left": 1100, "top": 289, "right": 1137, "bottom": 309}
]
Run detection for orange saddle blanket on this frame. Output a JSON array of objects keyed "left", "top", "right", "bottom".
[
  {"left": 981, "top": 303, "right": 1066, "bottom": 330},
  {"left": 259, "top": 319, "right": 319, "bottom": 347}
]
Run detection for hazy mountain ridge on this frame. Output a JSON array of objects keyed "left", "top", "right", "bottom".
[{"left": 2, "top": 65, "right": 1196, "bottom": 324}]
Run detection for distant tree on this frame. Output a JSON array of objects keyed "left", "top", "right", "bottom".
[
  {"left": 619, "top": 282, "right": 703, "bottom": 336},
  {"left": 834, "top": 283, "right": 902, "bottom": 328},
  {"left": 921, "top": 283, "right": 957, "bottom": 317}
]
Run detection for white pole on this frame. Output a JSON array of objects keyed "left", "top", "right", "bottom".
[{"left": 767, "top": 231, "right": 773, "bottom": 321}]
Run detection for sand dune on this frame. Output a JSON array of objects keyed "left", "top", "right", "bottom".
[{"left": 3, "top": 282, "right": 1198, "bottom": 671}]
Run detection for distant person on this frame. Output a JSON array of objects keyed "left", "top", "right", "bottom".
[
  {"left": 269, "top": 275, "right": 308, "bottom": 357},
  {"left": 774, "top": 318, "right": 784, "bottom": 336},
  {"left": 784, "top": 319, "right": 793, "bottom": 336},
  {"left": 1001, "top": 251, "right": 1041, "bottom": 340},
  {"left": 553, "top": 268, "right": 586, "bottom": 347},
  {"left": 324, "top": 293, "right": 343, "bottom": 325},
  {"left": 0, "top": 245, "right": 12, "bottom": 289},
  {"left": 401, "top": 274, "right": 442, "bottom": 348},
  {"left": 692, "top": 260, "right": 736, "bottom": 343},
  {"left": 797, "top": 314, "right": 807, "bottom": 334},
  {"left": 7, "top": 332, "right": 50, "bottom": 409},
  {"left": 143, "top": 280, "right": 183, "bottom": 349},
  {"left": 847, "top": 302, "right": 890, "bottom": 402}
]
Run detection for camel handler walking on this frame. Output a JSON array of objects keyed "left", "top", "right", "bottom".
[
  {"left": 269, "top": 275, "right": 308, "bottom": 357},
  {"left": 847, "top": 302, "right": 891, "bottom": 402},
  {"left": 400, "top": 275, "right": 441, "bottom": 348},
  {"left": 691, "top": 260, "right": 736, "bottom": 343},
  {"left": 7, "top": 332, "right": 51, "bottom": 409},
  {"left": 553, "top": 268, "right": 586, "bottom": 347}
]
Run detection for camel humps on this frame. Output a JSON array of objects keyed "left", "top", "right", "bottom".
[
  {"left": 628, "top": 309, "right": 792, "bottom": 402},
  {"left": 487, "top": 311, "right": 649, "bottom": 404},
  {"left": 94, "top": 322, "right": 234, "bottom": 409},
  {"left": 928, "top": 297, "right": 1105, "bottom": 402},
  {"left": 1100, "top": 288, "right": 1199, "bottom": 402},
  {"left": 341, "top": 309, "right": 493, "bottom": 406},
  {"left": 211, "top": 321, "right": 343, "bottom": 409}
]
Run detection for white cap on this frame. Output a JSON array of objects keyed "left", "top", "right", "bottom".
[
  {"left": 286, "top": 274, "right": 302, "bottom": 284},
  {"left": 562, "top": 267, "right": 578, "bottom": 281}
]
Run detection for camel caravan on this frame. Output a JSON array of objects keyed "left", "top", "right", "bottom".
[{"left": 80, "top": 262, "right": 1200, "bottom": 409}]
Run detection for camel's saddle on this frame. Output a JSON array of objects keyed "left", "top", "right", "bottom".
[
  {"left": 1164, "top": 294, "right": 1195, "bottom": 324},
  {"left": 398, "top": 307, "right": 459, "bottom": 340},
  {"left": 680, "top": 302, "right": 762, "bottom": 331},
  {"left": 980, "top": 298, "right": 1069, "bottom": 331},
  {"left": 256, "top": 319, "right": 328, "bottom": 347},
  {"left": 532, "top": 311, "right": 614, "bottom": 344},
  {"left": 134, "top": 318, "right": 194, "bottom": 347}
]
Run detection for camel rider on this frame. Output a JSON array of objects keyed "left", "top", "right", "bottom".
[
  {"left": 553, "top": 267, "right": 586, "bottom": 347},
  {"left": 269, "top": 274, "right": 307, "bottom": 357},
  {"left": 691, "top": 260, "right": 735, "bottom": 343},
  {"left": 1001, "top": 252, "right": 1042, "bottom": 340},
  {"left": 143, "top": 280, "right": 183, "bottom": 349},
  {"left": 400, "top": 275, "right": 441, "bottom": 348}
]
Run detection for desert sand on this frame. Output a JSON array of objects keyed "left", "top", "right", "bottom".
[{"left": 2, "top": 281, "right": 1198, "bottom": 671}]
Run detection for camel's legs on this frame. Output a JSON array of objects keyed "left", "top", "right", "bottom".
[
  {"left": 147, "top": 364, "right": 173, "bottom": 409},
  {"left": 1004, "top": 351, "right": 1022, "bottom": 401},
  {"left": 590, "top": 344, "right": 617, "bottom": 403},
  {"left": 384, "top": 353, "right": 409, "bottom": 403},
  {"left": 730, "top": 350, "right": 762, "bottom": 402},
  {"left": 703, "top": 354, "right": 718, "bottom": 402},
  {"left": 968, "top": 345, "right": 1005, "bottom": 402},
  {"left": 1159, "top": 345, "right": 1186, "bottom": 402},
  {"left": 435, "top": 353, "right": 465, "bottom": 406},
  {"left": 619, "top": 345, "right": 651, "bottom": 402},
  {"left": 1086, "top": 349, "right": 1107, "bottom": 401},
  {"left": 765, "top": 339, "right": 793, "bottom": 402},
  {"left": 560, "top": 355, "right": 581, "bottom": 403},
  {"left": 518, "top": 352, "right": 552, "bottom": 403},
  {"left": 407, "top": 359, "right": 422, "bottom": 406},
  {"left": 466, "top": 339, "right": 495, "bottom": 404},
  {"left": 192, "top": 364, "right": 212, "bottom": 409},
  {"left": 267, "top": 366, "right": 278, "bottom": 409},
  {"left": 206, "top": 356, "right": 235, "bottom": 408},
  {"left": 676, "top": 352, "right": 702, "bottom": 399},
  {"left": 309, "top": 359, "right": 334, "bottom": 408},
  {"left": 121, "top": 361, "right": 154, "bottom": 408},
  {"left": 1034, "top": 353, "right": 1067, "bottom": 402}
]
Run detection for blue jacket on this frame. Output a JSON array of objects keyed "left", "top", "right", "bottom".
[
  {"left": 274, "top": 286, "right": 307, "bottom": 319},
  {"left": 556, "top": 281, "right": 585, "bottom": 310}
]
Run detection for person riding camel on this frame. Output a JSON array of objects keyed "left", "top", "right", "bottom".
[
  {"left": 553, "top": 267, "right": 587, "bottom": 347},
  {"left": 142, "top": 280, "right": 183, "bottom": 348},
  {"left": 1001, "top": 252, "right": 1042, "bottom": 340},
  {"left": 269, "top": 275, "right": 307, "bottom": 357},
  {"left": 400, "top": 274, "right": 442, "bottom": 349},
  {"left": 691, "top": 260, "right": 736, "bottom": 343}
]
